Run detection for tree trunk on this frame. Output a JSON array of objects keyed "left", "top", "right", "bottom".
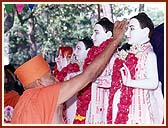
[
  {"left": 102, "top": 4, "right": 112, "bottom": 22},
  {"left": 110, "top": 4, "right": 114, "bottom": 23},
  {"left": 27, "top": 18, "right": 37, "bottom": 57},
  {"left": 97, "top": 4, "right": 101, "bottom": 21},
  {"left": 4, "top": 9, "right": 15, "bottom": 33}
]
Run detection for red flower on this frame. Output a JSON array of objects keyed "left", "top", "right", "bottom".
[
  {"left": 73, "top": 38, "right": 113, "bottom": 124},
  {"left": 107, "top": 53, "right": 138, "bottom": 124},
  {"left": 52, "top": 62, "right": 80, "bottom": 122}
]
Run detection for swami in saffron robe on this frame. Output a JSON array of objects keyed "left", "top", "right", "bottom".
[{"left": 11, "top": 84, "right": 60, "bottom": 124}]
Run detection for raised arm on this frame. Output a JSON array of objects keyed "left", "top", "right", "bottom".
[{"left": 57, "top": 20, "right": 127, "bottom": 105}]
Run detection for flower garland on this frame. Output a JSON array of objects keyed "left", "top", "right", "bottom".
[
  {"left": 53, "top": 63, "right": 80, "bottom": 82},
  {"left": 53, "top": 62, "right": 80, "bottom": 123},
  {"left": 107, "top": 51, "right": 138, "bottom": 124},
  {"left": 73, "top": 38, "right": 113, "bottom": 124}
]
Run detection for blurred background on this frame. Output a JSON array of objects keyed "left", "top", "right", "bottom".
[{"left": 3, "top": 2, "right": 165, "bottom": 68}]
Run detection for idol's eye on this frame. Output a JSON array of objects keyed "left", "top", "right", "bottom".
[
  {"left": 130, "top": 27, "right": 135, "bottom": 31},
  {"left": 77, "top": 46, "right": 81, "bottom": 50},
  {"left": 96, "top": 31, "right": 99, "bottom": 34},
  {"left": 95, "top": 30, "right": 99, "bottom": 35}
]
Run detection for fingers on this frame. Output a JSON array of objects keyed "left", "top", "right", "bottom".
[
  {"left": 114, "top": 21, "right": 120, "bottom": 28},
  {"left": 118, "top": 20, "right": 125, "bottom": 29},
  {"left": 121, "top": 20, "right": 128, "bottom": 30},
  {"left": 114, "top": 19, "right": 127, "bottom": 30},
  {"left": 113, "top": 19, "right": 128, "bottom": 43}
]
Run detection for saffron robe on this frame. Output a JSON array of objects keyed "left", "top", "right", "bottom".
[
  {"left": 11, "top": 84, "right": 60, "bottom": 124},
  {"left": 4, "top": 90, "right": 20, "bottom": 108}
]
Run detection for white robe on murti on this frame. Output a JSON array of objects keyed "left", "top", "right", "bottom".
[
  {"left": 65, "top": 54, "right": 116, "bottom": 124},
  {"left": 112, "top": 43, "right": 164, "bottom": 124},
  {"left": 89, "top": 55, "right": 116, "bottom": 124}
]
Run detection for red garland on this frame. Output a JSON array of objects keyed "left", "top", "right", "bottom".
[
  {"left": 107, "top": 53, "right": 138, "bottom": 124},
  {"left": 53, "top": 62, "right": 80, "bottom": 123},
  {"left": 73, "top": 38, "right": 112, "bottom": 124},
  {"left": 53, "top": 63, "right": 80, "bottom": 82}
]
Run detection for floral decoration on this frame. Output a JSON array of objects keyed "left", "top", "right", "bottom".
[
  {"left": 54, "top": 63, "right": 80, "bottom": 82},
  {"left": 4, "top": 105, "right": 14, "bottom": 123},
  {"left": 107, "top": 50, "right": 138, "bottom": 124},
  {"left": 73, "top": 38, "right": 113, "bottom": 124},
  {"left": 53, "top": 62, "right": 80, "bottom": 123}
]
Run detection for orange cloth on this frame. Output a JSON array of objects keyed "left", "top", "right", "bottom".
[
  {"left": 4, "top": 90, "right": 20, "bottom": 108},
  {"left": 11, "top": 84, "right": 60, "bottom": 124},
  {"left": 14, "top": 55, "right": 50, "bottom": 87}
]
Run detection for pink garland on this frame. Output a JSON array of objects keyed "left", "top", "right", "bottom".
[
  {"left": 107, "top": 53, "right": 138, "bottom": 124},
  {"left": 73, "top": 38, "right": 112, "bottom": 124}
]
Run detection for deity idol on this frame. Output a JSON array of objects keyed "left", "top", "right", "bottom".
[
  {"left": 65, "top": 37, "right": 93, "bottom": 124},
  {"left": 107, "top": 12, "right": 163, "bottom": 124},
  {"left": 73, "top": 17, "right": 116, "bottom": 124}
]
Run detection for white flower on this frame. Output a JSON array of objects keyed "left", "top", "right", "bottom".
[{"left": 4, "top": 105, "right": 14, "bottom": 123}]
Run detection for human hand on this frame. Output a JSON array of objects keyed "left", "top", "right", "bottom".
[
  {"left": 55, "top": 56, "right": 62, "bottom": 71},
  {"left": 55, "top": 55, "right": 69, "bottom": 71},
  {"left": 113, "top": 19, "right": 128, "bottom": 45},
  {"left": 60, "top": 56, "right": 69, "bottom": 68},
  {"left": 120, "top": 63, "right": 131, "bottom": 86}
]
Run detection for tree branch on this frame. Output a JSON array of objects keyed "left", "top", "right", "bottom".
[{"left": 16, "top": 8, "right": 34, "bottom": 26}]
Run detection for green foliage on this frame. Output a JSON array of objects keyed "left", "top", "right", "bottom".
[
  {"left": 4, "top": 3, "right": 164, "bottom": 67},
  {"left": 34, "top": 4, "right": 96, "bottom": 62},
  {"left": 5, "top": 4, "right": 96, "bottom": 67},
  {"left": 145, "top": 9, "right": 164, "bottom": 26},
  {"left": 112, "top": 4, "right": 133, "bottom": 18}
]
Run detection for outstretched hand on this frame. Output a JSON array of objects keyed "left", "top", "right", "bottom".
[{"left": 113, "top": 20, "right": 128, "bottom": 45}]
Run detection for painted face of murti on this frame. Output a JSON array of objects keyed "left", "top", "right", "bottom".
[
  {"left": 74, "top": 41, "right": 88, "bottom": 63},
  {"left": 125, "top": 18, "right": 149, "bottom": 45},
  {"left": 91, "top": 24, "right": 109, "bottom": 46}
]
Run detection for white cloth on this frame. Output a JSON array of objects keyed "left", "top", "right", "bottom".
[
  {"left": 113, "top": 43, "right": 164, "bottom": 124},
  {"left": 89, "top": 55, "right": 116, "bottom": 124}
]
